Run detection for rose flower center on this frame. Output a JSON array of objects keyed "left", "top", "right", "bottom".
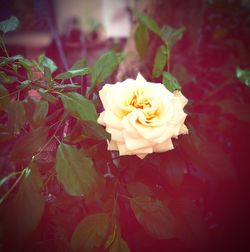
[
  {"left": 128, "top": 89, "right": 161, "bottom": 125},
  {"left": 130, "top": 89, "right": 151, "bottom": 109}
]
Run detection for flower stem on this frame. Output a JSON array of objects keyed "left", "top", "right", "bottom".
[
  {"left": 0, "top": 168, "right": 27, "bottom": 205},
  {"left": 34, "top": 113, "right": 67, "bottom": 160},
  {"left": 0, "top": 35, "right": 9, "bottom": 57}
]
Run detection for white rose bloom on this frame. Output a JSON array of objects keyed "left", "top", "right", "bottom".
[{"left": 97, "top": 73, "right": 188, "bottom": 159}]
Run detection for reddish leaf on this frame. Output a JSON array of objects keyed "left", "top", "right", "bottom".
[
  {"left": 174, "top": 197, "right": 208, "bottom": 247},
  {"left": 6, "top": 101, "right": 26, "bottom": 135},
  {"left": 71, "top": 213, "right": 109, "bottom": 252},
  {"left": 217, "top": 100, "right": 250, "bottom": 123},
  {"left": 10, "top": 127, "right": 48, "bottom": 161},
  {"left": 130, "top": 196, "right": 176, "bottom": 240},
  {"left": 180, "top": 127, "right": 236, "bottom": 180},
  {"left": 127, "top": 181, "right": 153, "bottom": 197},
  {"left": 1, "top": 163, "right": 45, "bottom": 243},
  {"left": 0, "top": 85, "right": 10, "bottom": 111},
  {"left": 163, "top": 151, "right": 185, "bottom": 187},
  {"left": 33, "top": 100, "right": 48, "bottom": 127},
  {"left": 109, "top": 232, "right": 130, "bottom": 252}
]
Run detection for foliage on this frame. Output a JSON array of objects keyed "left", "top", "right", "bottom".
[
  {"left": 0, "top": 13, "right": 244, "bottom": 251},
  {"left": 134, "top": 13, "right": 186, "bottom": 84},
  {"left": 236, "top": 67, "right": 250, "bottom": 86}
]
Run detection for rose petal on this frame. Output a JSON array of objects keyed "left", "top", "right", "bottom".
[
  {"left": 136, "top": 72, "right": 147, "bottom": 83},
  {"left": 173, "top": 90, "right": 188, "bottom": 106},
  {"left": 97, "top": 112, "right": 105, "bottom": 126},
  {"left": 103, "top": 110, "right": 122, "bottom": 129},
  {"left": 122, "top": 115, "right": 141, "bottom": 138},
  {"left": 131, "top": 116, "right": 167, "bottom": 140},
  {"left": 123, "top": 131, "right": 153, "bottom": 150},
  {"left": 153, "top": 138, "right": 174, "bottom": 152},
  {"left": 179, "top": 124, "right": 188, "bottom": 135},
  {"left": 108, "top": 140, "right": 119, "bottom": 151},
  {"left": 106, "top": 127, "right": 124, "bottom": 142},
  {"left": 99, "top": 84, "right": 112, "bottom": 109},
  {"left": 117, "top": 142, "right": 153, "bottom": 156},
  {"left": 136, "top": 153, "right": 147, "bottom": 159}
]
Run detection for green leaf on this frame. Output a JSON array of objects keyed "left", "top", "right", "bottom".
[
  {"left": 55, "top": 143, "right": 99, "bottom": 196},
  {"left": 152, "top": 45, "right": 168, "bottom": 78},
  {"left": 38, "top": 54, "right": 57, "bottom": 73},
  {"left": 38, "top": 88, "right": 58, "bottom": 103},
  {"left": 138, "top": 14, "right": 161, "bottom": 35},
  {"left": 91, "top": 51, "right": 123, "bottom": 86},
  {"left": 60, "top": 92, "right": 97, "bottom": 122},
  {"left": 21, "top": 80, "right": 31, "bottom": 86},
  {"left": 70, "top": 58, "right": 87, "bottom": 70},
  {"left": 134, "top": 23, "right": 149, "bottom": 59},
  {"left": 0, "top": 16, "right": 19, "bottom": 33},
  {"left": 66, "top": 121, "right": 111, "bottom": 143},
  {"left": 180, "top": 127, "right": 236, "bottom": 179},
  {"left": 6, "top": 101, "right": 26, "bottom": 135},
  {"left": 55, "top": 67, "right": 90, "bottom": 80},
  {"left": 160, "top": 25, "right": 186, "bottom": 47},
  {"left": 174, "top": 198, "right": 208, "bottom": 247},
  {"left": 64, "top": 121, "right": 110, "bottom": 144},
  {"left": 0, "top": 85, "right": 10, "bottom": 111},
  {"left": 162, "top": 71, "right": 181, "bottom": 92},
  {"left": 10, "top": 127, "right": 48, "bottom": 161},
  {"left": 0, "top": 71, "right": 17, "bottom": 83},
  {"left": 0, "top": 55, "right": 23, "bottom": 66},
  {"left": 236, "top": 67, "right": 250, "bottom": 86},
  {"left": 127, "top": 181, "right": 153, "bottom": 197},
  {"left": 80, "top": 121, "right": 111, "bottom": 141},
  {"left": 71, "top": 213, "right": 109, "bottom": 252},
  {"left": 33, "top": 100, "right": 49, "bottom": 127},
  {"left": 44, "top": 66, "right": 52, "bottom": 88},
  {"left": 1, "top": 163, "right": 44, "bottom": 242},
  {"left": 130, "top": 196, "right": 176, "bottom": 239},
  {"left": 53, "top": 83, "right": 81, "bottom": 91},
  {"left": 109, "top": 232, "right": 130, "bottom": 252},
  {"left": 18, "top": 58, "right": 34, "bottom": 80},
  {"left": 54, "top": 83, "right": 80, "bottom": 88}
]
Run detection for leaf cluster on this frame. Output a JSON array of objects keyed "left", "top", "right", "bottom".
[{"left": 134, "top": 13, "right": 185, "bottom": 92}]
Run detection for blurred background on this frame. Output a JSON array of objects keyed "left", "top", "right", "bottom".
[{"left": 0, "top": 0, "right": 134, "bottom": 69}]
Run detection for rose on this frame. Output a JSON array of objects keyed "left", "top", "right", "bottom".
[{"left": 97, "top": 73, "right": 188, "bottom": 159}]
